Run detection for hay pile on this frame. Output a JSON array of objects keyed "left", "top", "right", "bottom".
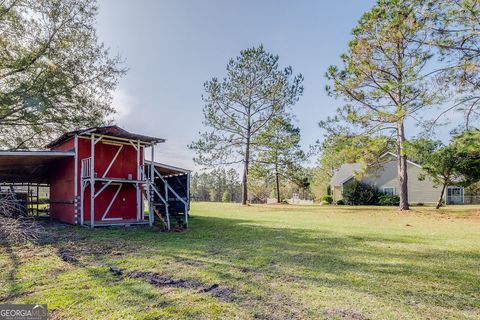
[{"left": 0, "top": 193, "right": 47, "bottom": 244}]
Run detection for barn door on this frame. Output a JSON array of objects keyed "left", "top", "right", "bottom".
[{"left": 101, "top": 183, "right": 123, "bottom": 221}]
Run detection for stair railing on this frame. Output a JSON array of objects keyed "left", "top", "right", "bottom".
[{"left": 152, "top": 166, "right": 188, "bottom": 225}]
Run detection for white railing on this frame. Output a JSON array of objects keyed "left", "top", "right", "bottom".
[{"left": 81, "top": 157, "right": 92, "bottom": 178}]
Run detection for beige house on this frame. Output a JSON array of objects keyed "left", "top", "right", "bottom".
[{"left": 331, "top": 152, "right": 465, "bottom": 205}]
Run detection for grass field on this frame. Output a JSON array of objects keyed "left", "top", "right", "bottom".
[{"left": 1, "top": 203, "right": 479, "bottom": 319}]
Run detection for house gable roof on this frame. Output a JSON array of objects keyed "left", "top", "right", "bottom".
[
  {"left": 330, "top": 163, "right": 363, "bottom": 186},
  {"left": 330, "top": 152, "right": 424, "bottom": 187},
  {"left": 379, "top": 151, "right": 422, "bottom": 168}
]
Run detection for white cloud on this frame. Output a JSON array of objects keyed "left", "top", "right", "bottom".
[{"left": 110, "top": 88, "right": 136, "bottom": 125}]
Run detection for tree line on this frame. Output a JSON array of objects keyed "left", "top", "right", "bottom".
[
  {"left": 190, "top": 167, "right": 313, "bottom": 203},
  {"left": 190, "top": 168, "right": 242, "bottom": 202}
]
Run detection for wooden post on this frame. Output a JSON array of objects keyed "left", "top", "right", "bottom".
[
  {"left": 164, "top": 181, "right": 170, "bottom": 230},
  {"left": 185, "top": 173, "right": 190, "bottom": 225},
  {"left": 36, "top": 184, "right": 39, "bottom": 216},
  {"left": 136, "top": 140, "right": 140, "bottom": 222},
  {"left": 27, "top": 183, "right": 30, "bottom": 216},
  {"left": 74, "top": 134, "right": 78, "bottom": 224},
  {"left": 149, "top": 144, "right": 154, "bottom": 226},
  {"left": 140, "top": 144, "right": 145, "bottom": 220},
  {"left": 90, "top": 134, "right": 95, "bottom": 228}
]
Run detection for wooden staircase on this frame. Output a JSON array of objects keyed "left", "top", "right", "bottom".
[{"left": 142, "top": 166, "right": 188, "bottom": 231}]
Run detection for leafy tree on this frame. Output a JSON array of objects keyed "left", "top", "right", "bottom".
[
  {"left": 190, "top": 46, "right": 303, "bottom": 205},
  {"left": 208, "top": 168, "right": 227, "bottom": 202},
  {"left": 324, "top": 0, "right": 440, "bottom": 210},
  {"left": 251, "top": 116, "right": 305, "bottom": 203},
  {"left": 407, "top": 138, "right": 463, "bottom": 209},
  {"left": 454, "top": 129, "right": 480, "bottom": 185},
  {"left": 465, "top": 181, "right": 480, "bottom": 204},
  {"left": 291, "top": 169, "right": 312, "bottom": 200},
  {"left": 222, "top": 190, "right": 231, "bottom": 203},
  {"left": 225, "top": 168, "right": 242, "bottom": 202},
  {"left": 247, "top": 176, "right": 270, "bottom": 204},
  {"left": 407, "top": 130, "right": 480, "bottom": 209},
  {"left": 190, "top": 172, "right": 212, "bottom": 201},
  {"left": 0, "top": 0, "right": 125, "bottom": 149}
]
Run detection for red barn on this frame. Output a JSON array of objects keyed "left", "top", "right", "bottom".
[{"left": 0, "top": 126, "right": 190, "bottom": 229}]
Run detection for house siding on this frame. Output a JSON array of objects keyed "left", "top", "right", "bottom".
[
  {"left": 363, "top": 160, "right": 441, "bottom": 204},
  {"left": 333, "top": 186, "right": 342, "bottom": 203},
  {"left": 332, "top": 159, "right": 442, "bottom": 204}
]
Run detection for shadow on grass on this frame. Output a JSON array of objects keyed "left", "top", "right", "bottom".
[{"left": 64, "top": 214, "right": 480, "bottom": 317}]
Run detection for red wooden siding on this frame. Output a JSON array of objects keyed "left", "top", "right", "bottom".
[
  {"left": 49, "top": 139, "right": 75, "bottom": 223},
  {"left": 49, "top": 136, "right": 145, "bottom": 224}
]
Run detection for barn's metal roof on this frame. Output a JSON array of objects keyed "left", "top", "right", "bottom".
[
  {"left": 46, "top": 125, "right": 165, "bottom": 148},
  {"left": 146, "top": 161, "right": 191, "bottom": 176},
  {"left": 0, "top": 151, "right": 74, "bottom": 184}
]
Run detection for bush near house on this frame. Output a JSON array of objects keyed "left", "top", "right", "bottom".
[
  {"left": 342, "top": 181, "right": 381, "bottom": 205},
  {"left": 341, "top": 181, "right": 404, "bottom": 206},
  {"left": 321, "top": 195, "right": 333, "bottom": 204},
  {"left": 378, "top": 194, "right": 400, "bottom": 206}
]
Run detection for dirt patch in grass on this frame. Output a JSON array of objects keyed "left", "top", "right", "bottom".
[
  {"left": 204, "top": 286, "right": 236, "bottom": 302},
  {"left": 128, "top": 270, "right": 202, "bottom": 289},
  {"left": 57, "top": 247, "right": 80, "bottom": 265},
  {"left": 109, "top": 267, "right": 236, "bottom": 302}
]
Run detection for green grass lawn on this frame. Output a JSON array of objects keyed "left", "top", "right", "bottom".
[{"left": 1, "top": 203, "right": 479, "bottom": 319}]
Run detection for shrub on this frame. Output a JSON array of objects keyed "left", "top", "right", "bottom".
[
  {"left": 378, "top": 194, "right": 400, "bottom": 206},
  {"left": 336, "top": 199, "right": 345, "bottom": 205},
  {"left": 222, "top": 191, "right": 231, "bottom": 203},
  {"left": 321, "top": 195, "right": 333, "bottom": 204},
  {"left": 342, "top": 181, "right": 381, "bottom": 205}
]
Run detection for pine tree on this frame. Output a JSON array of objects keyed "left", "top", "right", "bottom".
[
  {"left": 190, "top": 46, "right": 303, "bottom": 204},
  {"left": 324, "top": 0, "right": 440, "bottom": 210},
  {"left": 251, "top": 116, "right": 305, "bottom": 203}
]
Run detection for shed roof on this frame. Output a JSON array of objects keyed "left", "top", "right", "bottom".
[
  {"left": 0, "top": 151, "right": 74, "bottom": 184},
  {"left": 46, "top": 125, "right": 165, "bottom": 148},
  {"left": 147, "top": 161, "right": 191, "bottom": 176},
  {"left": 330, "top": 163, "right": 363, "bottom": 186}
]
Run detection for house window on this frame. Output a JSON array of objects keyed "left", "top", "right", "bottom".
[
  {"left": 383, "top": 187, "right": 395, "bottom": 195},
  {"left": 447, "top": 186, "right": 464, "bottom": 204}
]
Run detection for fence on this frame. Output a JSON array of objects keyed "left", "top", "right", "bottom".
[{"left": 447, "top": 195, "right": 480, "bottom": 205}]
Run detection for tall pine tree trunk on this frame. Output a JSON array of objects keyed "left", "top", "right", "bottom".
[
  {"left": 241, "top": 136, "right": 250, "bottom": 205},
  {"left": 397, "top": 120, "right": 409, "bottom": 210},
  {"left": 275, "top": 163, "right": 280, "bottom": 203}
]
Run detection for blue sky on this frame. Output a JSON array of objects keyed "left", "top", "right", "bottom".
[{"left": 95, "top": 0, "right": 384, "bottom": 169}]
